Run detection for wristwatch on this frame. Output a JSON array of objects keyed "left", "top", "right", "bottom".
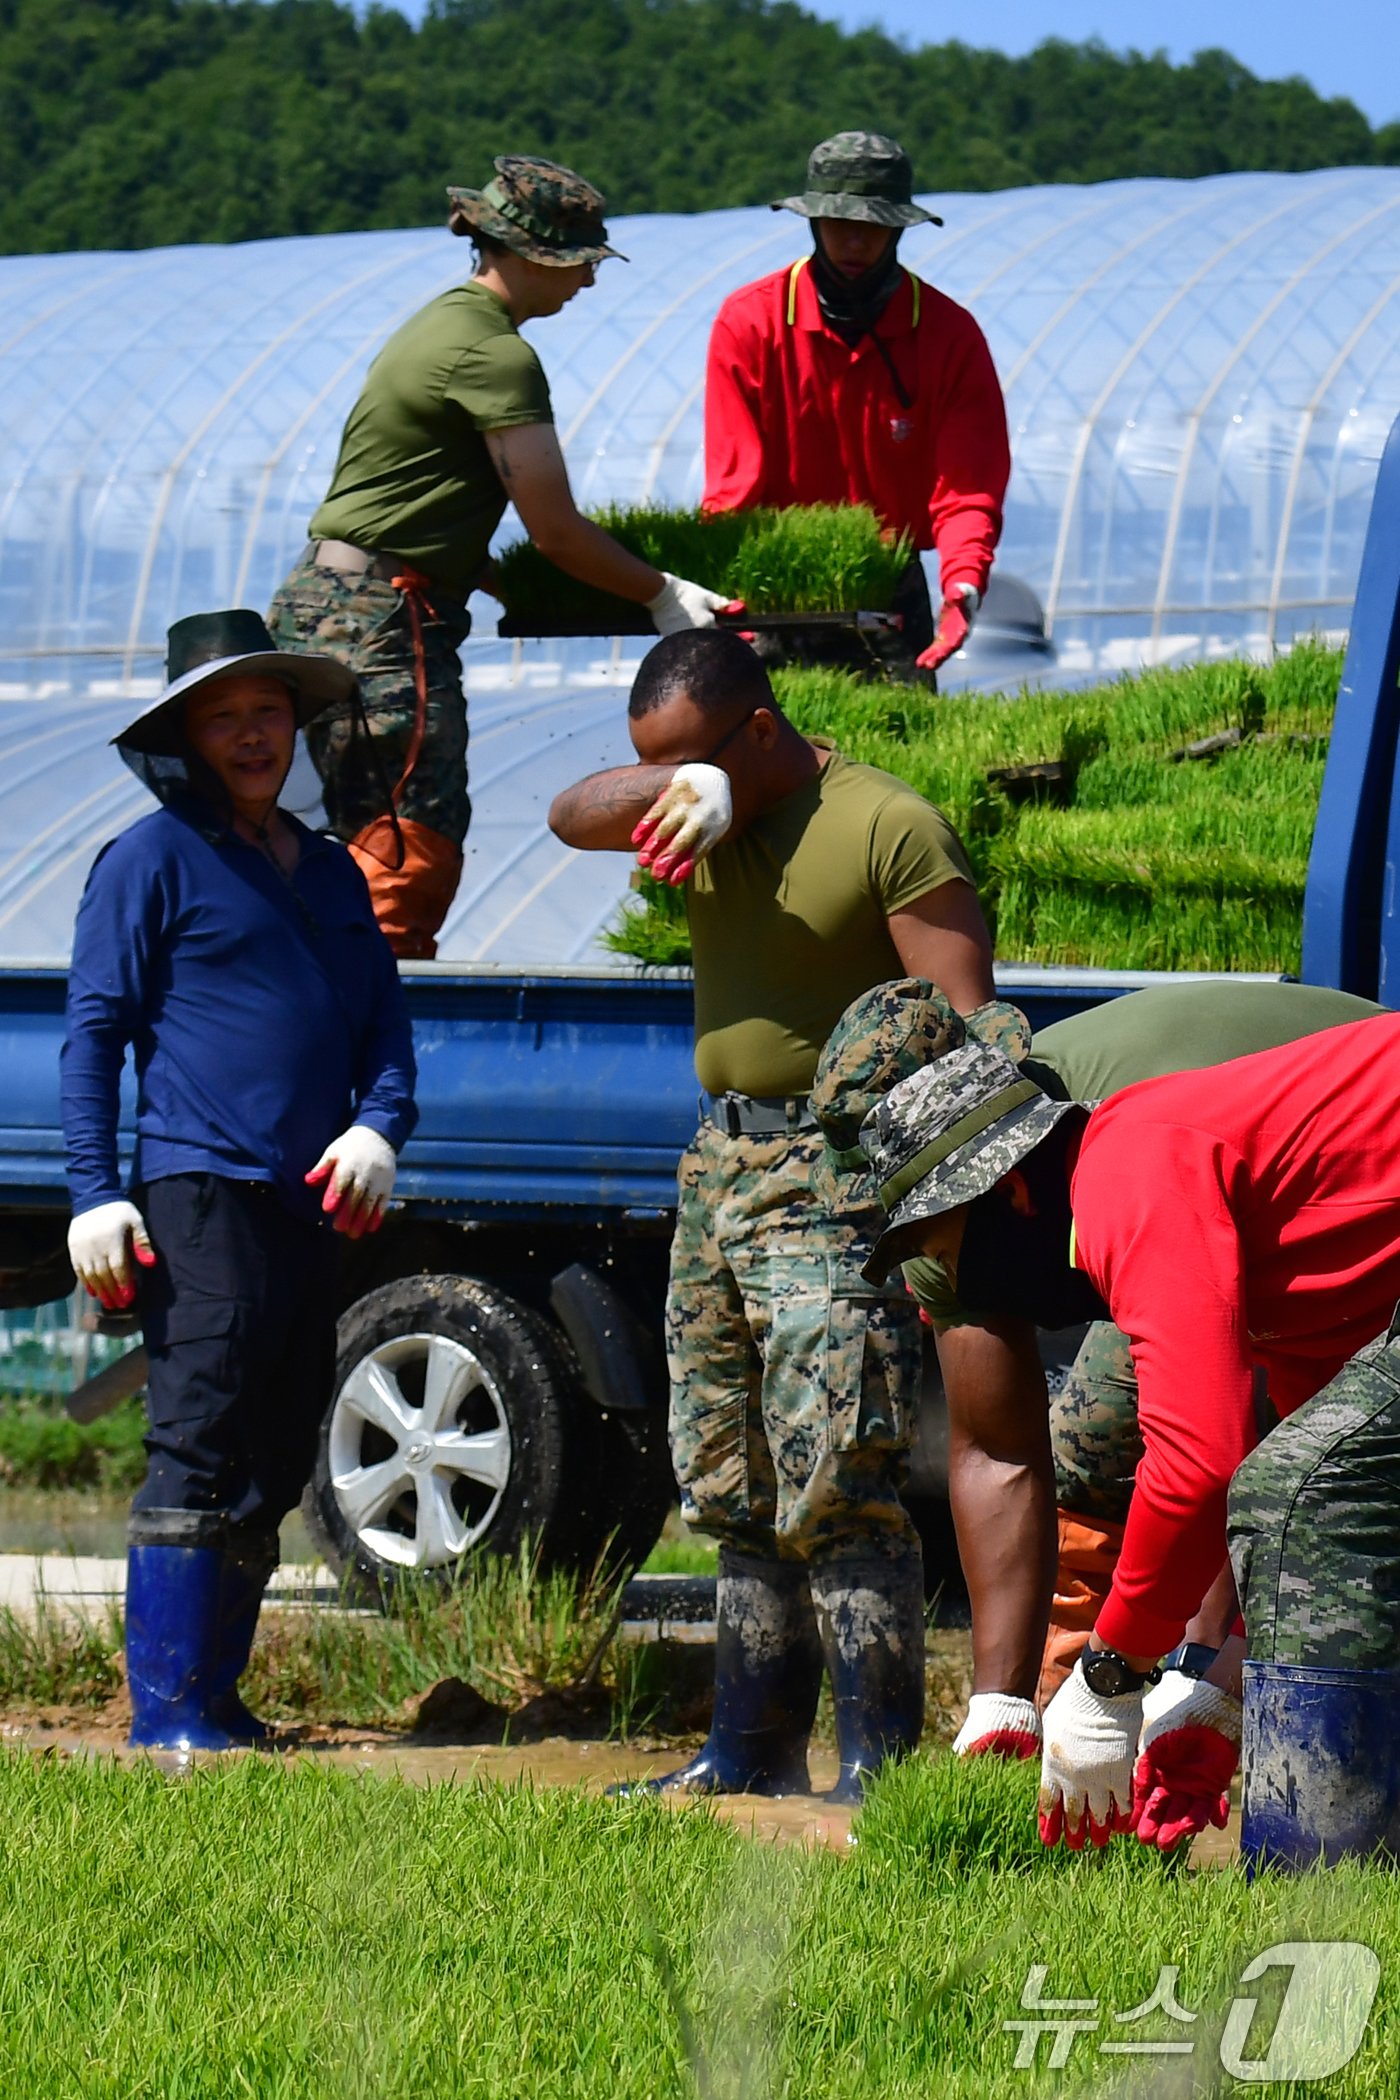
[
  {"left": 1079, "top": 1645, "right": 1163, "bottom": 1698},
  {"left": 1162, "top": 1641, "right": 1218, "bottom": 1681}
]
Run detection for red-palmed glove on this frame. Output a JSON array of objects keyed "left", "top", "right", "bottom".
[
  {"left": 305, "top": 1125, "right": 397, "bottom": 1239},
  {"left": 954, "top": 1693, "right": 1041, "bottom": 1760},
  {"left": 1038, "top": 1662, "right": 1141, "bottom": 1850},
  {"left": 1132, "top": 1674, "right": 1242, "bottom": 1851},
  {"left": 916, "top": 583, "right": 981, "bottom": 673},
  {"left": 632, "top": 762, "right": 733, "bottom": 886}
]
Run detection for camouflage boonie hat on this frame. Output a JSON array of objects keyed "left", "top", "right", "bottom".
[
  {"left": 860, "top": 1045, "right": 1076, "bottom": 1285},
  {"left": 447, "top": 155, "right": 628, "bottom": 266},
  {"left": 773, "top": 132, "right": 943, "bottom": 229},
  {"left": 812, "top": 979, "right": 1032, "bottom": 1159}
]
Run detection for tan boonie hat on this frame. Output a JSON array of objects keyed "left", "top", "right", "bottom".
[
  {"left": 859, "top": 1044, "right": 1076, "bottom": 1285},
  {"left": 811, "top": 978, "right": 1033, "bottom": 1161},
  {"left": 773, "top": 132, "right": 943, "bottom": 229},
  {"left": 447, "top": 155, "right": 628, "bottom": 266}
]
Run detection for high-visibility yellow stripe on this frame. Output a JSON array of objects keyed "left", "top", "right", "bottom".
[{"left": 784, "top": 258, "right": 921, "bottom": 327}]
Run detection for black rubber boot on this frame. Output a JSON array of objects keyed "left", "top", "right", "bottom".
[
  {"left": 810, "top": 1551, "right": 926, "bottom": 1805},
  {"left": 208, "top": 1530, "right": 279, "bottom": 1742},
  {"left": 611, "top": 1549, "right": 822, "bottom": 1798}
]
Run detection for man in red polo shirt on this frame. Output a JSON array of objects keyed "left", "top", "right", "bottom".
[{"left": 703, "top": 131, "right": 1010, "bottom": 682}]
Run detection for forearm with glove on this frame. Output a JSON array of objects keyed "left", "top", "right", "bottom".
[
  {"left": 917, "top": 583, "right": 980, "bottom": 674},
  {"left": 1038, "top": 1654, "right": 1148, "bottom": 1850},
  {"left": 68, "top": 1200, "right": 157, "bottom": 1312},
  {"left": 632, "top": 762, "right": 733, "bottom": 886},
  {"left": 646, "top": 574, "right": 738, "bottom": 635}
]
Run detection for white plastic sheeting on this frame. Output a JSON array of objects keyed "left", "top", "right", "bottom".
[{"left": 1, "top": 167, "right": 1398, "bottom": 961}]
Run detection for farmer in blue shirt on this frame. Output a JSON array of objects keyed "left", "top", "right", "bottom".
[{"left": 61, "top": 609, "right": 417, "bottom": 1752}]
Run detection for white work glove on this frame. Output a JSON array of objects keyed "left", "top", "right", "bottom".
[
  {"left": 1132, "top": 1673, "right": 1242, "bottom": 1851},
  {"left": 646, "top": 572, "right": 735, "bottom": 635},
  {"left": 304, "top": 1124, "right": 397, "bottom": 1239},
  {"left": 1038, "top": 1662, "right": 1142, "bottom": 1850},
  {"left": 631, "top": 762, "right": 733, "bottom": 887},
  {"left": 68, "top": 1200, "right": 156, "bottom": 1312},
  {"left": 953, "top": 1693, "right": 1041, "bottom": 1760}
]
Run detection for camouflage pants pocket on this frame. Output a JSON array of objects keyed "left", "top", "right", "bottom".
[
  {"left": 1228, "top": 1332, "right": 1400, "bottom": 1669},
  {"left": 762, "top": 1262, "right": 919, "bottom": 1560}
]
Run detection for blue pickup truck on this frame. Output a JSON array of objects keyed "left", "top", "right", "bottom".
[{"left": 2, "top": 412, "right": 1397, "bottom": 1597}]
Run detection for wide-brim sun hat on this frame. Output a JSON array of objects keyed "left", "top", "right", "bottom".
[
  {"left": 860, "top": 1047, "right": 1078, "bottom": 1285},
  {"left": 773, "top": 129, "right": 943, "bottom": 229},
  {"left": 114, "top": 608, "right": 356, "bottom": 758},
  {"left": 447, "top": 154, "right": 628, "bottom": 267}
]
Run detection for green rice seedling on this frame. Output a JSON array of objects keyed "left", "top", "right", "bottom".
[
  {"left": 601, "top": 871, "right": 691, "bottom": 964},
  {"left": 2, "top": 1750, "right": 1400, "bottom": 2097},
  {"left": 496, "top": 503, "right": 910, "bottom": 627},
  {"left": 995, "top": 879, "right": 1306, "bottom": 972}
]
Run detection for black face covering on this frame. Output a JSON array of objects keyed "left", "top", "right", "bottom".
[
  {"left": 809, "top": 231, "right": 903, "bottom": 346},
  {"left": 953, "top": 1112, "right": 1110, "bottom": 1331}
]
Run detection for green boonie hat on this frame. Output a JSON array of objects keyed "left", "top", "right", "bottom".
[
  {"left": 773, "top": 131, "right": 943, "bottom": 230},
  {"left": 114, "top": 609, "right": 354, "bottom": 758},
  {"left": 447, "top": 155, "right": 628, "bottom": 266},
  {"left": 859, "top": 1045, "right": 1076, "bottom": 1286},
  {"left": 811, "top": 978, "right": 1032, "bottom": 1159}
]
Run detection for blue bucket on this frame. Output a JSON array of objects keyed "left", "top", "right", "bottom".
[{"left": 1241, "top": 1660, "right": 1400, "bottom": 1873}]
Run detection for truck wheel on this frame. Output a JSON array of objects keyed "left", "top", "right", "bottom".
[{"left": 304, "top": 1273, "right": 580, "bottom": 1600}]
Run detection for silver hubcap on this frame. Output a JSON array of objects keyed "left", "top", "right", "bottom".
[{"left": 327, "top": 1332, "right": 512, "bottom": 1569}]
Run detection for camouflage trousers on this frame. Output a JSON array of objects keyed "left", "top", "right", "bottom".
[
  {"left": 1229, "top": 1326, "right": 1400, "bottom": 1668},
  {"left": 266, "top": 552, "right": 473, "bottom": 847},
  {"left": 666, "top": 1122, "right": 921, "bottom": 1564},
  {"left": 1049, "top": 1321, "right": 1143, "bottom": 1522}
]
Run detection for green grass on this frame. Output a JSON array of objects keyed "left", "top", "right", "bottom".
[
  {"left": 497, "top": 503, "right": 911, "bottom": 626},
  {"left": 606, "top": 645, "right": 1343, "bottom": 974},
  {"left": 0, "top": 1749, "right": 1396, "bottom": 2098},
  {"left": 0, "top": 1545, "right": 658, "bottom": 1735},
  {"left": 0, "top": 1393, "right": 147, "bottom": 1493}
]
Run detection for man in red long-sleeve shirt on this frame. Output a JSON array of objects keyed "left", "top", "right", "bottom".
[
  {"left": 703, "top": 132, "right": 1010, "bottom": 683},
  {"left": 853, "top": 1012, "right": 1400, "bottom": 1850}
]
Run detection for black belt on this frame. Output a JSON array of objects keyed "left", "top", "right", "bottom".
[{"left": 700, "top": 1090, "right": 817, "bottom": 1139}]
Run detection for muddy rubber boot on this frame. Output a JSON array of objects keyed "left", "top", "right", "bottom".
[
  {"left": 208, "top": 1531, "right": 279, "bottom": 1742},
  {"left": 125, "top": 1539, "right": 249, "bottom": 1752},
  {"left": 811, "top": 1551, "right": 925, "bottom": 1805},
  {"left": 611, "top": 1550, "right": 822, "bottom": 1797},
  {"left": 1241, "top": 1660, "right": 1400, "bottom": 1873}
]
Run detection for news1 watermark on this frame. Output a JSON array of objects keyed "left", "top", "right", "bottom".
[{"left": 1003, "top": 1943, "right": 1381, "bottom": 2081}]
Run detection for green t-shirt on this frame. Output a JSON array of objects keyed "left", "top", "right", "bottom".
[
  {"left": 690, "top": 745, "right": 975, "bottom": 1098},
  {"left": 905, "top": 978, "right": 1385, "bottom": 1326},
  {"left": 310, "top": 283, "right": 552, "bottom": 599}
]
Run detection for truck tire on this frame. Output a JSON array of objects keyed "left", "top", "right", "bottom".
[{"left": 304, "top": 1273, "right": 584, "bottom": 1602}]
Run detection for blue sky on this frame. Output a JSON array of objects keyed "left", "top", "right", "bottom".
[{"left": 392, "top": 2, "right": 1400, "bottom": 130}]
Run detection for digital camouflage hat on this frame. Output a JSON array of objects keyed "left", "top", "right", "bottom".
[
  {"left": 859, "top": 1043, "right": 1076, "bottom": 1285},
  {"left": 447, "top": 155, "right": 627, "bottom": 267},
  {"left": 811, "top": 978, "right": 1033, "bottom": 1159},
  {"left": 773, "top": 131, "right": 943, "bottom": 229}
]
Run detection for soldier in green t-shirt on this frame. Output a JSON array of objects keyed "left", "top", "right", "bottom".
[
  {"left": 550, "top": 627, "right": 996, "bottom": 1802},
  {"left": 268, "top": 156, "right": 729, "bottom": 961},
  {"left": 810, "top": 975, "right": 1384, "bottom": 1765}
]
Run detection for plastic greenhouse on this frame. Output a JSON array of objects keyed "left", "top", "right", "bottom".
[{"left": 0, "top": 165, "right": 1398, "bottom": 963}]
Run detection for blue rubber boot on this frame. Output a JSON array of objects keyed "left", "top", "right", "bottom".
[
  {"left": 207, "top": 1533, "right": 279, "bottom": 1743},
  {"left": 125, "top": 1539, "right": 254, "bottom": 1751},
  {"left": 810, "top": 1551, "right": 925, "bottom": 1805},
  {"left": 611, "top": 1550, "right": 822, "bottom": 1797},
  {"left": 1241, "top": 1660, "right": 1400, "bottom": 1873}
]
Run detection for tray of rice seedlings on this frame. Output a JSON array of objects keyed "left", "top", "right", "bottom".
[
  {"left": 495, "top": 504, "right": 911, "bottom": 635},
  {"left": 600, "top": 646, "right": 1341, "bottom": 972}
]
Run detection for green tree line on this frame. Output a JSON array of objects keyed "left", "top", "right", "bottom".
[{"left": 1, "top": 0, "right": 1396, "bottom": 254}]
